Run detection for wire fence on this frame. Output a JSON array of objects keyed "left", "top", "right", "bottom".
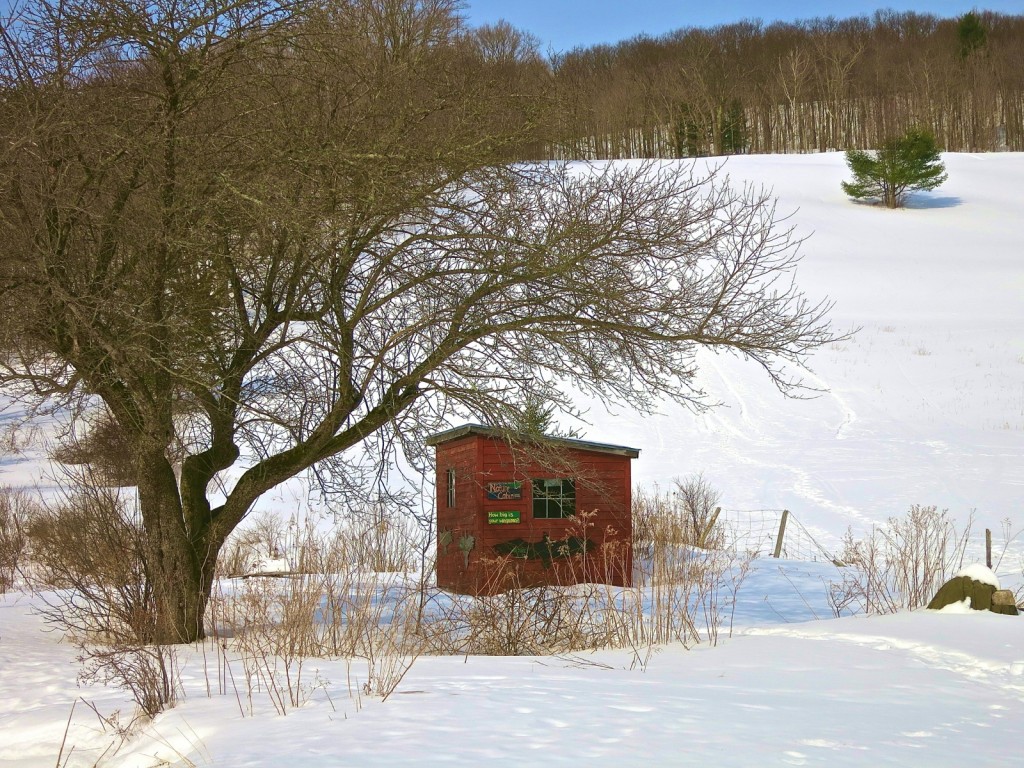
[
  {"left": 716, "top": 508, "right": 1024, "bottom": 580},
  {"left": 716, "top": 508, "right": 843, "bottom": 565}
]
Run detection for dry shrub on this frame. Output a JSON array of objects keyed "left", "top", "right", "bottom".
[
  {"left": 426, "top": 564, "right": 592, "bottom": 656},
  {"left": 217, "top": 529, "right": 266, "bottom": 579},
  {"left": 212, "top": 576, "right": 326, "bottom": 715},
  {"left": 27, "top": 473, "right": 179, "bottom": 717},
  {"left": 829, "top": 505, "right": 971, "bottom": 615},
  {"left": 673, "top": 474, "right": 723, "bottom": 547},
  {"left": 418, "top": 512, "right": 628, "bottom": 655},
  {"left": 336, "top": 503, "right": 421, "bottom": 574},
  {"left": 49, "top": 410, "right": 135, "bottom": 487},
  {"left": 419, "top": 498, "right": 750, "bottom": 658},
  {"left": 217, "top": 510, "right": 289, "bottom": 578},
  {"left": 217, "top": 503, "right": 420, "bottom": 579},
  {"left": 630, "top": 477, "right": 750, "bottom": 651},
  {"left": 420, "top": 547, "right": 750, "bottom": 657},
  {"left": 633, "top": 476, "right": 723, "bottom": 558},
  {"left": 28, "top": 482, "right": 153, "bottom": 640},
  {"left": 208, "top": 520, "right": 424, "bottom": 715},
  {"left": 636, "top": 537, "right": 752, "bottom": 650},
  {"left": 79, "top": 645, "right": 181, "bottom": 720},
  {"left": 0, "top": 486, "right": 37, "bottom": 592}
]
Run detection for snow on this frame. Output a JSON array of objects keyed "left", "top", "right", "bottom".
[
  {"left": 936, "top": 597, "right": 974, "bottom": 613},
  {"left": 957, "top": 564, "right": 1001, "bottom": 588},
  {"left": 2, "top": 570, "right": 1023, "bottom": 766},
  {"left": 575, "top": 152, "right": 1024, "bottom": 552},
  {"left": 1, "top": 152, "right": 1023, "bottom": 765}
]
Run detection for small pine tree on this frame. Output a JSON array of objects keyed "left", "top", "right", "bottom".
[
  {"left": 515, "top": 395, "right": 556, "bottom": 437},
  {"left": 841, "top": 129, "right": 948, "bottom": 209},
  {"left": 510, "top": 394, "right": 582, "bottom": 440}
]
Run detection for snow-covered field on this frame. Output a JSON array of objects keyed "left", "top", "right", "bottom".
[
  {"left": 3, "top": 559, "right": 1024, "bottom": 767},
  {"left": 583, "top": 152, "right": 1024, "bottom": 549},
  {"left": 1, "top": 152, "right": 1022, "bottom": 766}
]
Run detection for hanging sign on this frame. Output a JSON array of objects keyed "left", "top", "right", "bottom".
[
  {"left": 485, "top": 481, "right": 523, "bottom": 500},
  {"left": 488, "top": 510, "right": 521, "bottom": 525}
]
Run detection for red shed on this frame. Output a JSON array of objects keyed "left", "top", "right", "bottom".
[{"left": 426, "top": 424, "right": 639, "bottom": 594}]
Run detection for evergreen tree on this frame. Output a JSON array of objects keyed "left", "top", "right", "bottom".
[
  {"left": 511, "top": 395, "right": 581, "bottom": 440},
  {"left": 514, "top": 396, "right": 557, "bottom": 437},
  {"left": 957, "top": 12, "right": 987, "bottom": 60},
  {"left": 674, "top": 104, "right": 702, "bottom": 158},
  {"left": 720, "top": 99, "right": 747, "bottom": 155},
  {"left": 841, "top": 129, "right": 948, "bottom": 208}
]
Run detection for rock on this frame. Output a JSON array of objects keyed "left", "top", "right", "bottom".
[
  {"left": 928, "top": 575, "right": 994, "bottom": 611},
  {"left": 990, "top": 589, "right": 1020, "bottom": 616},
  {"left": 928, "top": 575, "right": 1018, "bottom": 615}
]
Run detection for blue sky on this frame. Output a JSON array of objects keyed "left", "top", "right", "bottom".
[
  {"left": 0, "top": 2, "right": 1017, "bottom": 53},
  {"left": 462, "top": 2, "right": 1023, "bottom": 53}
]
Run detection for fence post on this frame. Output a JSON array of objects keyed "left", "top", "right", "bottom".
[
  {"left": 986, "top": 528, "right": 992, "bottom": 569},
  {"left": 773, "top": 510, "right": 790, "bottom": 559}
]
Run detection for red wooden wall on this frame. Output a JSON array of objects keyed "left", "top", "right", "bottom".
[{"left": 433, "top": 431, "right": 634, "bottom": 594}]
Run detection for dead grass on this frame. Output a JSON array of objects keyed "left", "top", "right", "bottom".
[
  {"left": 828, "top": 505, "right": 971, "bottom": 615},
  {"left": 22, "top": 468, "right": 755, "bottom": 722}
]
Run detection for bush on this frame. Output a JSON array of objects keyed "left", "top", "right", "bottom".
[
  {"left": 209, "top": 521, "right": 423, "bottom": 713},
  {"left": 829, "top": 505, "right": 970, "bottom": 615},
  {"left": 0, "top": 486, "right": 37, "bottom": 592},
  {"left": 217, "top": 510, "right": 289, "bottom": 578},
  {"left": 841, "top": 128, "right": 948, "bottom": 208},
  {"left": 633, "top": 475, "right": 723, "bottom": 556},
  {"left": 27, "top": 476, "right": 180, "bottom": 717},
  {"left": 28, "top": 483, "right": 153, "bottom": 639}
]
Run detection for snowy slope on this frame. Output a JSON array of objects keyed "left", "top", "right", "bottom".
[
  {"left": 577, "top": 153, "right": 1024, "bottom": 547},
  {"left": 0, "top": 153, "right": 1020, "bottom": 545}
]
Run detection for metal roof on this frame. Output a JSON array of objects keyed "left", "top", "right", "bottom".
[{"left": 425, "top": 423, "right": 640, "bottom": 459}]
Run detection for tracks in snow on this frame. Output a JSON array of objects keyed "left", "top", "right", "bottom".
[{"left": 745, "top": 624, "right": 1024, "bottom": 701}]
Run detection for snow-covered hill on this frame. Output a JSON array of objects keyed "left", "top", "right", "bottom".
[{"left": 580, "top": 153, "right": 1024, "bottom": 547}]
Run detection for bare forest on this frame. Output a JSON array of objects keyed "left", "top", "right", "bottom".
[{"left": 530, "top": 10, "right": 1024, "bottom": 159}]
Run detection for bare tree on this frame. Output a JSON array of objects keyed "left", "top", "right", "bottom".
[{"left": 0, "top": 0, "right": 838, "bottom": 643}]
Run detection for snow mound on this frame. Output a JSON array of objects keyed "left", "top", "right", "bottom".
[
  {"left": 936, "top": 597, "right": 974, "bottom": 613},
  {"left": 956, "top": 564, "right": 1000, "bottom": 589}
]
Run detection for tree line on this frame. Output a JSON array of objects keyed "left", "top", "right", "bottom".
[{"left": 536, "top": 10, "right": 1024, "bottom": 159}]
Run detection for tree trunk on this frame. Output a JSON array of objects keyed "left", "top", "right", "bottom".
[{"left": 136, "top": 448, "right": 211, "bottom": 644}]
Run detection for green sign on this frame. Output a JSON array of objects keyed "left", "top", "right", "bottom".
[{"left": 488, "top": 510, "right": 521, "bottom": 525}]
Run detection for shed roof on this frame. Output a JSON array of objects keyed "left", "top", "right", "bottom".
[{"left": 425, "top": 423, "right": 640, "bottom": 459}]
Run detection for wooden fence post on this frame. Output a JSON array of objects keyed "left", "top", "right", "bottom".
[
  {"left": 986, "top": 528, "right": 992, "bottom": 569},
  {"left": 773, "top": 509, "right": 790, "bottom": 559}
]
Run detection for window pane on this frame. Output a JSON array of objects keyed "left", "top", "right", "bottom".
[{"left": 532, "top": 478, "right": 575, "bottom": 519}]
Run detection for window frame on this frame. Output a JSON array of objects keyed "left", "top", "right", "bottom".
[
  {"left": 531, "top": 477, "right": 576, "bottom": 519},
  {"left": 446, "top": 468, "right": 456, "bottom": 508}
]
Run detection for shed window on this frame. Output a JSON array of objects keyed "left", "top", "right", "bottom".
[
  {"left": 446, "top": 468, "right": 456, "bottom": 508},
  {"left": 532, "top": 478, "right": 576, "bottom": 519}
]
